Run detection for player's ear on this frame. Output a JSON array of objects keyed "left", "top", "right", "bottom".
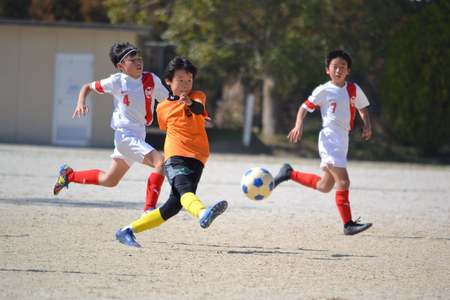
[
  {"left": 165, "top": 79, "right": 172, "bottom": 86},
  {"left": 116, "top": 62, "right": 125, "bottom": 72}
]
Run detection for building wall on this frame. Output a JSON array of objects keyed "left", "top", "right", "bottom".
[{"left": 0, "top": 24, "right": 138, "bottom": 147}]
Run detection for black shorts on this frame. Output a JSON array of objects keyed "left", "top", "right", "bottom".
[{"left": 159, "top": 156, "right": 204, "bottom": 220}]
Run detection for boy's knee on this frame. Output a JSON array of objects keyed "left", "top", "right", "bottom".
[
  {"left": 102, "top": 177, "right": 120, "bottom": 187},
  {"left": 317, "top": 185, "right": 333, "bottom": 193},
  {"left": 336, "top": 179, "right": 350, "bottom": 190},
  {"left": 154, "top": 159, "right": 164, "bottom": 169},
  {"left": 143, "top": 153, "right": 164, "bottom": 168},
  {"left": 316, "top": 179, "right": 334, "bottom": 193}
]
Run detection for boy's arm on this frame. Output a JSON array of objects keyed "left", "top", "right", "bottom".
[
  {"left": 185, "top": 91, "right": 207, "bottom": 115},
  {"left": 358, "top": 107, "right": 372, "bottom": 140},
  {"left": 188, "top": 100, "right": 204, "bottom": 115},
  {"left": 153, "top": 75, "right": 169, "bottom": 102},
  {"left": 72, "top": 84, "right": 93, "bottom": 118},
  {"left": 73, "top": 75, "right": 116, "bottom": 118},
  {"left": 156, "top": 104, "right": 167, "bottom": 131},
  {"left": 287, "top": 105, "right": 308, "bottom": 143}
]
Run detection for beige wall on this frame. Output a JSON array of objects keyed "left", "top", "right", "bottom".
[{"left": 0, "top": 24, "right": 138, "bottom": 147}]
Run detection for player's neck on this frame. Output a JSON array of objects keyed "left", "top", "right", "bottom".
[
  {"left": 124, "top": 72, "right": 142, "bottom": 80},
  {"left": 330, "top": 80, "right": 346, "bottom": 88}
]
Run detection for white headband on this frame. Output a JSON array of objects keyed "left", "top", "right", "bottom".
[{"left": 118, "top": 49, "right": 137, "bottom": 64}]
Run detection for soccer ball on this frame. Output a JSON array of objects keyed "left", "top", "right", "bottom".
[{"left": 241, "top": 167, "right": 274, "bottom": 201}]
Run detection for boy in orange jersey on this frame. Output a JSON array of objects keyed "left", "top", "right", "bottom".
[{"left": 115, "top": 57, "right": 228, "bottom": 247}]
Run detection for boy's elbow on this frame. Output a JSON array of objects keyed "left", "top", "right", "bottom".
[{"left": 83, "top": 83, "right": 92, "bottom": 92}]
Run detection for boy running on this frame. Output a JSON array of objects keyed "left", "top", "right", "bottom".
[
  {"left": 53, "top": 42, "right": 168, "bottom": 213},
  {"left": 115, "top": 57, "right": 227, "bottom": 248},
  {"left": 274, "top": 50, "right": 373, "bottom": 236}
]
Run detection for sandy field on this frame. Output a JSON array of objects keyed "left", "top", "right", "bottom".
[{"left": 0, "top": 144, "right": 449, "bottom": 300}]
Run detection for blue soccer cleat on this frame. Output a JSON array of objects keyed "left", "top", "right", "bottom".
[
  {"left": 115, "top": 228, "right": 142, "bottom": 248},
  {"left": 200, "top": 200, "right": 228, "bottom": 229},
  {"left": 53, "top": 164, "right": 73, "bottom": 195}
]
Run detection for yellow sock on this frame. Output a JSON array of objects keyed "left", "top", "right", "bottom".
[
  {"left": 180, "top": 192, "right": 206, "bottom": 218},
  {"left": 131, "top": 208, "right": 165, "bottom": 233}
]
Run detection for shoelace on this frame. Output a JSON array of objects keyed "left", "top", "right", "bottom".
[{"left": 353, "top": 216, "right": 362, "bottom": 225}]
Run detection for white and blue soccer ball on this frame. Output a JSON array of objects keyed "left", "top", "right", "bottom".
[{"left": 241, "top": 167, "right": 274, "bottom": 201}]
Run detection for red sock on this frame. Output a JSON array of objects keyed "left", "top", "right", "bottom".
[
  {"left": 335, "top": 190, "right": 352, "bottom": 224},
  {"left": 290, "top": 171, "right": 321, "bottom": 189},
  {"left": 67, "top": 169, "right": 101, "bottom": 185},
  {"left": 144, "top": 172, "right": 165, "bottom": 211}
]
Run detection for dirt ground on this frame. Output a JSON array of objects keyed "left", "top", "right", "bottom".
[{"left": 0, "top": 144, "right": 449, "bottom": 300}]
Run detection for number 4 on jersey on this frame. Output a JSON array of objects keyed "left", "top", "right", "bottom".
[{"left": 123, "top": 95, "right": 130, "bottom": 106}]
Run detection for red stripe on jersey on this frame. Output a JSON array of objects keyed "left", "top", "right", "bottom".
[
  {"left": 142, "top": 72, "right": 155, "bottom": 125},
  {"left": 303, "top": 100, "right": 316, "bottom": 110},
  {"left": 346, "top": 82, "right": 357, "bottom": 130},
  {"left": 94, "top": 81, "right": 105, "bottom": 94}
]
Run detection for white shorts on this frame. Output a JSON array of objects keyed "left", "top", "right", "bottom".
[
  {"left": 318, "top": 127, "right": 349, "bottom": 169},
  {"left": 111, "top": 128, "right": 155, "bottom": 167}
]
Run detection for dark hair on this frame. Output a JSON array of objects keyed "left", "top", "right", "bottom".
[
  {"left": 109, "top": 42, "right": 139, "bottom": 67},
  {"left": 164, "top": 56, "right": 197, "bottom": 81},
  {"left": 326, "top": 50, "right": 352, "bottom": 69}
]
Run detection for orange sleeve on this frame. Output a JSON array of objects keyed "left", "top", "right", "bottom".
[{"left": 189, "top": 91, "right": 208, "bottom": 117}]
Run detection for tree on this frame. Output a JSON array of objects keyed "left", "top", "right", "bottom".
[
  {"left": 0, "top": 0, "right": 109, "bottom": 23},
  {"left": 164, "top": 0, "right": 308, "bottom": 136},
  {"left": 381, "top": 0, "right": 450, "bottom": 155},
  {"left": 104, "top": 0, "right": 174, "bottom": 38},
  {"left": 0, "top": 0, "right": 31, "bottom": 19}
]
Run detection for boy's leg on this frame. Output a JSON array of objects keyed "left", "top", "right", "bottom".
[
  {"left": 169, "top": 157, "right": 227, "bottom": 228},
  {"left": 274, "top": 163, "right": 334, "bottom": 192},
  {"left": 116, "top": 182, "right": 182, "bottom": 248},
  {"left": 142, "top": 150, "right": 165, "bottom": 211},
  {"left": 98, "top": 158, "right": 130, "bottom": 186},
  {"left": 328, "top": 166, "right": 352, "bottom": 224},
  {"left": 327, "top": 165, "right": 372, "bottom": 235},
  {"left": 180, "top": 191, "right": 228, "bottom": 229},
  {"left": 172, "top": 167, "right": 207, "bottom": 219},
  {"left": 53, "top": 158, "right": 129, "bottom": 195}
]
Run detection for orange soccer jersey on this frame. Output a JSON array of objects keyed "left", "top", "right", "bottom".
[{"left": 157, "top": 91, "right": 209, "bottom": 165}]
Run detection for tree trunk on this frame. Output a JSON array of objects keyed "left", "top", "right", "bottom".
[{"left": 262, "top": 74, "right": 275, "bottom": 136}]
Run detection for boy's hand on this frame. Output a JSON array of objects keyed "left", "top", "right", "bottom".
[
  {"left": 178, "top": 94, "right": 192, "bottom": 106},
  {"left": 361, "top": 125, "right": 372, "bottom": 140},
  {"left": 72, "top": 103, "right": 89, "bottom": 118},
  {"left": 287, "top": 125, "right": 303, "bottom": 143}
]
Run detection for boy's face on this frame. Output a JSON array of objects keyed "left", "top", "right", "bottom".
[
  {"left": 165, "top": 70, "right": 193, "bottom": 96},
  {"left": 326, "top": 57, "right": 350, "bottom": 86},
  {"left": 117, "top": 54, "right": 143, "bottom": 79}
]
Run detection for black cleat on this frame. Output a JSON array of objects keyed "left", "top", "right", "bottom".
[
  {"left": 344, "top": 218, "right": 372, "bottom": 236},
  {"left": 273, "top": 163, "right": 293, "bottom": 187}
]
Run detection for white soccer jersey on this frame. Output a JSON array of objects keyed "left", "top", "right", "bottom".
[
  {"left": 91, "top": 72, "right": 169, "bottom": 132},
  {"left": 302, "top": 81, "right": 369, "bottom": 132}
]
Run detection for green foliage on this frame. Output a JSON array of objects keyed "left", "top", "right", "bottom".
[
  {"left": 0, "top": 0, "right": 109, "bottom": 22},
  {"left": 2, "top": 0, "right": 444, "bottom": 158},
  {"left": 0, "top": 0, "right": 31, "bottom": 19},
  {"left": 104, "top": 0, "right": 174, "bottom": 37},
  {"left": 382, "top": 0, "right": 450, "bottom": 155}
]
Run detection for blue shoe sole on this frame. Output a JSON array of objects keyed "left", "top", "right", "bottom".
[
  {"left": 200, "top": 200, "right": 228, "bottom": 229},
  {"left": 115, "top": 229, "right": 142, "bottom": 248},
  {"left": 53, "top": 164, "right": 72, "bottom": 195}
]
